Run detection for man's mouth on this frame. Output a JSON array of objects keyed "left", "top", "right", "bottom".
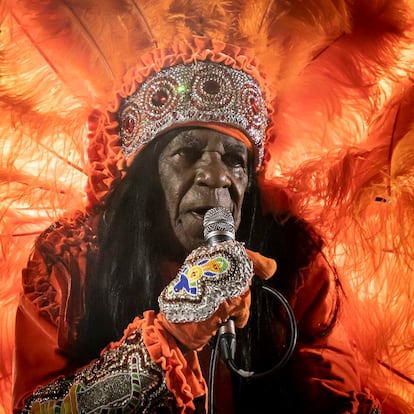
[
  {"left": 189, "top": 206, "right": 232, "bottom": 220},
  {"left": 190, "top": 208, "right": 211, "bottom": 219}
]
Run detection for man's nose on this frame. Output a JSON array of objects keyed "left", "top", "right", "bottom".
[{"left": 195, "top": 151, "right": 231, "bottom": 188}]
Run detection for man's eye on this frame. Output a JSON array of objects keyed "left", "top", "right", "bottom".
[
  {"left": 222, "top": 152, "right": 246, "bottom": 168},
  {"left": 175, "top": 147, "right": 201, "bottom": 161}
]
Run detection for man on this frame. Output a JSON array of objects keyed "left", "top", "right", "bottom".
[{"left": 13, "top": 58, "right": 381, "bottom": 413}]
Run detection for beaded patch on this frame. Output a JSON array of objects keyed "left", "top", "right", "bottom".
[
  {"left": 158, "top": 240, "right": 253, "bottom": 323},
  {"left": 23, "top": 330, "right": 174, "bottom": 413},
  {"left": 172, "top": 256, "right": 229, "bottom": 296},
  {"left": 118, "top": 61, "right": 268, "bottom": 166}
]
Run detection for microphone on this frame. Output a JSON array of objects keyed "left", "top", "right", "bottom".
[
  {"left": 203, "top": 207, "right": 237, "bottom": 362},
  {"left": 203, "top": 207, "right": 235, "bottom": 245}
]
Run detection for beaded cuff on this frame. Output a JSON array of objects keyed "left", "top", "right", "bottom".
[{"left": 23, "top": 330, "right": 174, "bottom": 413}]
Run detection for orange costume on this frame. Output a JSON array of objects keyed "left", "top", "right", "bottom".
[
  {"left": 0, "top": 1, "right": 413, "bottom": 413},
  {"left": 13, "top": 210, "right": 380, "bottom": 413}
]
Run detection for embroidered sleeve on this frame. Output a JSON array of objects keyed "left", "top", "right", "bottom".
[{"left": 22, "top": 329, "right": 174, "bottom": 414}]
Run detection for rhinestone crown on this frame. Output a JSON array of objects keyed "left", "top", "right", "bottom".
[{"left": 118, "top": 61, "right": 268, "bottom": 166}]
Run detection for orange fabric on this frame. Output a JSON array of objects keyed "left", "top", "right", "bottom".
[
  {"left": 289, "top": 322, "right": 382, "bottom": 414},
  {"left": 245, "top": 248, "right": 277, "bottom": 280},
  {"left": 14, "top": 300, "right": 208, "bottom": 414},
  {"left": 12, "top": 215, "right": 210, "bottom": 413},
  {"left": 12, "top": 297, "right": 74, "bottom": 413},
  {"left": 277, "top": 252, "right": 380, "bottom": 414},
  {"left": 10, "top": 214, "right": 95, "bottom": 412},
  {"left": 11, "top": 217, "right": 386, "bottom": 413}
]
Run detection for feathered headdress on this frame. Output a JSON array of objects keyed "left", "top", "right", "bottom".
[{"left": 1, "top": 0, "right": 414, "bottom": 412}]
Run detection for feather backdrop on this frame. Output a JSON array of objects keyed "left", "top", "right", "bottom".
[{"left": 1, "top": 0, "right": 414, "bottom": 412}]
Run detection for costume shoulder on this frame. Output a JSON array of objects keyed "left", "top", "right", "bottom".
[{"left": 22, "top": 211, "right": 98, "bottom": 328}]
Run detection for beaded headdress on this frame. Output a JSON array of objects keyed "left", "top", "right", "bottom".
[{"left": 118, "top": 61, "right": 268, "bottom": 166}]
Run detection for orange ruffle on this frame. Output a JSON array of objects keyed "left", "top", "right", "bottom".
[{"left": 109, "top": 310, "right": 207, "bottom": 413}]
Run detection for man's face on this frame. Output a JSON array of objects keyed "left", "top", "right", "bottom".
[{"left": 158, "top": 128, "right": 250, "bottom": 253}]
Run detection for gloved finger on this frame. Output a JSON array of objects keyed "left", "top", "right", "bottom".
[
  {"left": 246, "top": 249, "right": 277, "bottom": 280},
  {"left": 158, "top": 301, "right": 240, "bottom": 352},
  {"left": 215, "top": 289, "right": 251, "bottom": 329},
  {"left": 231, "top": 289, "right": 251, "bottom": 328}
]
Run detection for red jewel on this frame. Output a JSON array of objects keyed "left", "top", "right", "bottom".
[
  {"left": 123, "top": 116, "right": 136, "bottom": 134},
  {"left": 203, "top": 80, "right": 220, "bottom": 94},
  {"left": 249, "top": 96, "right": 260, "bottom": 115},
  {"left": 151, "top": 89, "right": 169, "bottom": 106}
]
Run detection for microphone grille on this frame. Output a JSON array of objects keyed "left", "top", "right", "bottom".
[{"left": 203, "top": 207, "right": 235, "bottom": 241}]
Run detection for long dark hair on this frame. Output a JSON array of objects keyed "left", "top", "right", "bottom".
[{"left": 75, "top": 135, "right": 174, "bottom": 362}]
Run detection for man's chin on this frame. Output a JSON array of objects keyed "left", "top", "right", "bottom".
[
  {"left": 178, "top": 234, "right": 205, "bottom": 255},
  {"left": 174, "top": 213, "right": 206, "bottom": 253},
  {"left": 160, "top": 231, "right": 204, "bottom": 261}
]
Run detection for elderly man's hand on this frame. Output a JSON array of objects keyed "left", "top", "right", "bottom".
[
  {"left": 158, "top": 289, "right": 251, "bottom": 351},
  {"left": 158, "top": 248, "right": 276, "bottom": 351}
]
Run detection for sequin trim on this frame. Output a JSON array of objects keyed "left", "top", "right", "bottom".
[{"left": 118, "top": 61, "right": 268, "bottom": 166}]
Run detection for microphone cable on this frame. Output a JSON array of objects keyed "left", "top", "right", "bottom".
[{"left": 207, "top": 284, "right": 298, "bottom": 414}]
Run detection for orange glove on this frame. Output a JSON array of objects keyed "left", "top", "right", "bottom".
[{"left": 158, "top": 289, "right": 251, "bottom": 351}]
